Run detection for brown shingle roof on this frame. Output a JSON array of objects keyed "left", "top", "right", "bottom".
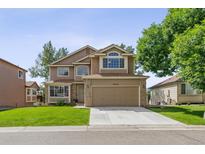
[
  {"left": 149, "top": 75, "right": 182, "bottom": 89},
  {"left": 98, "top": 44, "right": 128, "bottom": 53},
  {"left": 26, "top": 81, "right": 39, "bottom": 88}
]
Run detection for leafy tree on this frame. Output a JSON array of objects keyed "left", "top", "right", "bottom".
[
  {"left": 137, "top": 23, "right": 173, "bottom": 77},
  {"left": 29, "top": 41, "right": 68, "bottom": 80},
  {"left": 163, "top": 8, "right": 205, "bottom": 42},
  {"left": 119, "top": 43, "right": 135, "bottom": 53},
  {"left": 136, "top": 8, "right": 205, "bottom": 90},
  {"left": 119, "top": 43, "right": 143, "bottom": 75},
  {"left": 172, "top": 23, "right": 205, "bottom": 91}
]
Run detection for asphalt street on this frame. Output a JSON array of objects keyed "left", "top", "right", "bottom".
[{"left": 0, "top": 129, "right": 205, "bottom": 145}]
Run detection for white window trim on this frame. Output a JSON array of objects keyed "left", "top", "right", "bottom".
[
  {"left": 18, "top": 70, "right": 24, "bottom": 79},
  {"left": 49, "top": 85, "right": 70, "bottom": 98},
  {"left": 107, "top": 51, "right": 120, "bottom": 57},
  {"left": 57, "top": 67, "right": 69, "bottom": 77},
  {"left": 26, "top": 88, "right": 38, "bottom": 102},
  {"left": 48, "top": 84, "right": 71, "bottom": 103},
  {"left": 26, "top": 88, "right": 37, "bottom": 96},
  {"left": 99, "top": 51, "right": 128, "bottom": 70},
  {"left": 75, "top": 65, "right": 89, "bottom": 76}
]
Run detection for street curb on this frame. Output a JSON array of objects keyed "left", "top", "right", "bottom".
[{"left": 0, "top": 125, "right": 205, "bottom": 133}]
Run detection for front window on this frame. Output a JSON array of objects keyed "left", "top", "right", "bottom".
[
  {"left": 57, "top": 67, "right": 69, "bottom": 76},
  {"left": 181, "top": 83, "right": 201, "bottom": 95},
  {"left": 181, "top": 84, "right": 186, "bottom": 94},
  {"left": 76, "top": 66, "right": 89, "bottom": 76},
  {"left": 50, "top": 86, "right": 69, "bottom": 97},
  {"left": 18, "top": 70, "right": 24, "bottom": 79},
  {"left": 103, "top": 58, "right": 124, "bottom": 68},
  {"left": 102, "top": 51, "right": 124, "bottom": 69}
]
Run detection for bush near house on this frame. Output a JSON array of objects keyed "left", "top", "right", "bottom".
[{"left": 0, "top": 106, "right": 90, "bottom": 127}]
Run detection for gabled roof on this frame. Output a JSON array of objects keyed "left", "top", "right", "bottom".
[
  {"left": 26, "top": 81, "right": 40, "bottom": 88},
  {"left": 51, "top": 45, "right": 97, "bottom": 65},
  {"left": 0, "top": 58, "right": 27, "bottom": 72},
  {"left": 73, "top": 55, "right": 90, "bottom": 63},
  {"left": 98, "top": 44, "right": 128, "bottom": 53},
  {"left": 149, "top": 75, "right": 182, "bottom": 89}
]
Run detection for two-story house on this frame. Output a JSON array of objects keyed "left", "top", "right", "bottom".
[
  {"left": 45, "top": 44, "right": 149, "bottom": 107},
  {"left": 0, "top": 58, "right": 27, "bottom": 107},
  {"left": 0, "top": 58, "right": 40, "bottom": 107}
]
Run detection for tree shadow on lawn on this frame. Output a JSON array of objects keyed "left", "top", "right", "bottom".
[
  {"left": 0, "top": 107, "right": 15, "bottom": 112},
  {"left": 152, "top": 106, "right": 205, "bottom": 119}
]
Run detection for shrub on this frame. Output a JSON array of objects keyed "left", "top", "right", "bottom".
[
  {"left": 56, "top": 99, "right": 66, "bottom": 106},
  {"left": 67, "top": 102, "right": 77, "bottom": 106}
]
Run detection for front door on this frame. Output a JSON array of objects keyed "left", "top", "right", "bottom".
[{"left": 77, "top": 84, "right": 84, "bottom": 103}]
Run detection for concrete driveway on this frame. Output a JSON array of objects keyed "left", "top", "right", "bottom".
[{"left": 90, "top": 107, "right": 183, "bottom": 126}]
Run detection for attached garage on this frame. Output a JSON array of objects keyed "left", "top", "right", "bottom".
[
  {"left": 83, "top": 75, "right": 148, "bottom": 107},
  {"left": 92, "top": 86, "right": 139, "bottom": 106}
]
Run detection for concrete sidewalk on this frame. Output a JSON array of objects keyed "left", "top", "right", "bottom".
[{"left": 0, "top": 125, "right": 205, "bottom": 133}]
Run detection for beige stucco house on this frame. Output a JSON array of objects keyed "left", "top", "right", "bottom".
[
  {"left": 45, "top": 44, "right": 149, "bottom": 107},
  {"left": 149, "top": 76, "right": 205, "bottom": 105}
]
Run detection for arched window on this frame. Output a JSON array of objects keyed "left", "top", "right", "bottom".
[
  {"left": 76, "top": 65, "right": 89, "bottom": 76},
  {"left": 108, "top": 52, "right": 119, "bottom": 56},
  {"left": 102, "top": 52, "right": 124, "bottom": 69}
]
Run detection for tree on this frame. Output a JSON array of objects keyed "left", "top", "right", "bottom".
[
  {"left": 29, "top": 41, "right": 68, "bottom": 80},
  {"left": 119, "top": 43, "right": 135, "bottom": 53},
  {"left": 163, "top": 8, "right": 205, "bottom": 42},
  {"left": 119, "top": 43, "right": 143, "bottom": 75},
  {"left": 136, "top": 8, "right": 205, "bottom": 90},
  {"left": 172, "top": 23, "right": 205, "bottom": 91},
  {"left": 137, "top": 23, "right": 174, "bottom": 77}
]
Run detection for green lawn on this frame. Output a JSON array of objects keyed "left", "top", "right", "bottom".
[
  {"left": 149, "top": 105, "right": 205, "bottom": 125},
  {"left": 0, "top": 106, "right": 90, "bottom": 127}
]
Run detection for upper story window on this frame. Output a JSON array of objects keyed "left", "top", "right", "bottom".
[
  {"left": 108, "top": 52, "right": 119, "bottom": 56},
  {"left": 18, "top": 70, "right": 24, "bottom": 79},
  {"left": 102, "top": 52, "right": 125, "bottom": 69},
  {"left": 76, "top": 65, "right": 89, "bottom": 76},
  {"left": 57, "top": 67, "right": 69, "bottom": 77}
]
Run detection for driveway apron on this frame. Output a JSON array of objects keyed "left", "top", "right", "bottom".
[{"left": 90, "top": 107, "right": 183, "bottom": 126}]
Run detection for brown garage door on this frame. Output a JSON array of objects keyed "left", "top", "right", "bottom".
[{"left": 92, "top": 86, "right": 139, "bottom": 106}]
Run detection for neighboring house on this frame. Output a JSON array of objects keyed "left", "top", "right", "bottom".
[
  {"left": 25, "top": 81, "right": 40, "bottom": 105},
  {"left": 45, "top": 44, "right": 149, "bottom": 107},
  {"left": 149, "top": 75, "right": 205, "bottom": 105},
  {"left": 0, "top": 58, "right": 27, "bottom": 107}
]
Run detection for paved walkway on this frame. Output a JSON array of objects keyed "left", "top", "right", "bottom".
[{"left": 90, "top": 107, "right": 183, "bottom": 126}]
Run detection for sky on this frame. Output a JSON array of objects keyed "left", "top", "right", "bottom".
[{"left": 0, "top": 8, "right": 172, "bottom": 87}]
